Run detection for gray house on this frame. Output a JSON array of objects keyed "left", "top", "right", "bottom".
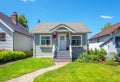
[
  {"left": 32, "top": 22, "right": 90, "bottom": 61},
  {"left": 0, "top": 12, "right": 32, "bottom": 51},
  {"left": 89, "top": 22, "right": 120, "bottom": 57}
]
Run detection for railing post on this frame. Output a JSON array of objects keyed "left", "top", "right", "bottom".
[
  {"left": 69, "top": 44, "right": 72, "bottom": 58},
  {"left": 52, "top": 44, "right": 56, "bottom": 58}
]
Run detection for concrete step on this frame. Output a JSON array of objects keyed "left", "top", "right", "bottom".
[
  {"left": 56, "top": 57, "right": 70, "bottom": 59},
  {"left": 54, "top": 58, "right": 72, "bottom": 62},
  {"left": 57, "top": 53, "right": 70, "bottom": 55}
]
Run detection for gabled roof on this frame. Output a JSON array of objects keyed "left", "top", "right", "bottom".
[
  {"left": 49, "top": 24, "right": 75, "bottom": 33},
  {"left": 0, "top": 12, "right": 31, "bottom": 36},
  {"left": 32, "top": 22, "right": 91, "bottom": 33},
  {"left": 89, "top": 22, "right": 120, "bottom": 40}
]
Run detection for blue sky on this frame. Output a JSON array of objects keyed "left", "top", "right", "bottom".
[{"left": 0, "top": 0, "right": 120, "bottom": 38}]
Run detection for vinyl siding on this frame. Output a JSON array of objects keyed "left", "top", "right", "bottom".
[
  {"left": 33, "top": 33, "right": 87, "bottom": 58},
  {"left": 14, "top": 32, "right": 32, "bottom": 51},
  {"left": 0, "top": 22, "right": 13, "bottom": 50},
  {"left": 33, "top": 34, "right": 52, "bottom": 57}
]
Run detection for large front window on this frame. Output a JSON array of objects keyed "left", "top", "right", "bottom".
[
  {"left": 71, "top": 35, "right": 82, "bottom": 46},
  {"left": 0, "top": 33, "right": 6, "bottom": 41},
  {"left": 40, "top": 35, "right": 51, "bottom": 46}
]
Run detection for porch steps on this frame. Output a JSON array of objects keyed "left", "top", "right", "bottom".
[
  {"left": 54, "top": 58, "right": 72, "bottom": 62},
  {"left": 54, "top": 51, "right": 72, "bottom": 62}
]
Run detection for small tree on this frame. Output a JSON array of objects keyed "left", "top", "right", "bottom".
[
  {"left": 18, "top": 14, "right": 28, "bottom": 30},
  {"left": 101, "top": 23, "right": 111, "bottom": 31}
]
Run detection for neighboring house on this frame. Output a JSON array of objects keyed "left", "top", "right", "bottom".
[
  {"left": 89, "top": 22, "right": 120, "bottom": 57},
  {"left": 32, "top": 22, "right": 90, "bottom": 61},
  {"left": 0, "top": 12, "right": 32, "bottom": 51}
]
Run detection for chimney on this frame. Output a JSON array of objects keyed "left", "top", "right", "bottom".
[{"left": 11, "top": 12, "right": 18, "bottom": 24}]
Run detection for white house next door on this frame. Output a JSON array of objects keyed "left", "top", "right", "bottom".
[{"left": 58, "top": 34, "right": 66, "bottom": 50}]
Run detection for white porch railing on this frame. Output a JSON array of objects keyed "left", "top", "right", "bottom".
[
  {"left": 69, "top": 44, "right": 72, "bottom": 58},
  {"left": 52, "top": 44, "right": 55, "bottom": 58}
]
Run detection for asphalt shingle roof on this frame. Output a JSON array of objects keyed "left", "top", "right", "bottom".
[
  {"left": 89, "top": 22, "right": 120, "bottom": 40},
  {"left": 0, "top": 12, "right": 31, "bottom": 36},
  {"left": 32, "top": 22, "right": 91, "bottom": 33}
]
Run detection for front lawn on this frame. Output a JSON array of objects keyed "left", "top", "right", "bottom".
[
  {"left": 0, "top": 58, "right": 54, "bottom": 82},
  {"left": 34, "top": 62, "right": 120, "bottom": 82}
]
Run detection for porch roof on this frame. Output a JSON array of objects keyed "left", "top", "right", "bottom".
[{"left": 32, "top": 22, "right": 91, "bottom": 34}]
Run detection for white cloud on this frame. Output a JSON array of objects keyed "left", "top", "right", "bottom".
[
  {"left": 100, "top": 15, "right": 113, "bottom": 19},
  {"left": 28, "top": 0, "right": 35, "bottom": 2},
  {"left": 22, "top": 0, "right": 35, "bottom": 2},
  {"left": 22, "top": 0, "right": 27, "bottom": 2}
]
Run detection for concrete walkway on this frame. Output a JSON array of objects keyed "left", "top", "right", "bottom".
[{"left": 7, "top": 62, "right": 69, "bottom": 82}]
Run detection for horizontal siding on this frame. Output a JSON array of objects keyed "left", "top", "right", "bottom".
[
  {"left": 33, "top": 45, "right": 52, "bottom": 57},
  {"left": 14, "top": 32, "right": 32, "bottom": 51},
  {"left": 0, "top": 22, "right": 13, "bottom": 50},
  {"left": 33, "top": 33, "right": 87, "bottom": 58},
  {"left": 72, "top": 47, "right": 84, "bottom": 59}
]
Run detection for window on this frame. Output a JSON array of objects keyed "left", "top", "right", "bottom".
[
  {"left": 71, "top": 35, "right": 82, "bottom": 46},
  {"left": 97, "top": 38, "right": 99, "bottom": 43},
  {"left": 40, "top": 35, "right": 51, "bottom": 46},
  {"left": 0, "top": 33, "right": 6, "bottom": 41},
  {"left": 115, "top": 37, "right": 120, "bottom": 48}
]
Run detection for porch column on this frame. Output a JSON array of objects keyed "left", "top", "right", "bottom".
[{"left": 69, "top": 32, "right": 71, "bottom": 44}]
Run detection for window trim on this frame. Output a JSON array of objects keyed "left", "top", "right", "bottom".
[
  {"left": 71, "top": 35, "right": 82, "bottom": 47},
  {"left": 0, "top": 32, "right": 6, "bottom": 42},
  {"left": 40, "top": 35, "right": 52, "bottom": 47}
]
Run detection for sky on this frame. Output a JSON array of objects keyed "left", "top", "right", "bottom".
[{"left": 0, "top": 0, "right": 120, "bottom": 38}]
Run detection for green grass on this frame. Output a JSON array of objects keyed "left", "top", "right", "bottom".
[
  {"left": 34, "top": 62, "right": 120, "bottom": 82},
  {"left": 0, "top": 58, "right": 54, "bottom": 82}
]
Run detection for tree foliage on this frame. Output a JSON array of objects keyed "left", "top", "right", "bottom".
[
  {"left": 101, "top": 23, "right": 111, "bottom": 31},
  {"left": 18, "top": 14, "right": 28, "bottom": 30}
]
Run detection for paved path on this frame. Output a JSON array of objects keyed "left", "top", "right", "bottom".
[{"left": 7, "top": 62, "right": 69, "bottom": 82}]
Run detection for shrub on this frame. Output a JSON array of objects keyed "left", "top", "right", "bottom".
[
  {"left": 24, "top": 51, "right": 33, "bottom": 57},
  {"left": 77, "top": 52, "right": 90, "bottom": 62},
  {"left": 0, "top": 51, "right": 33, "bottom": 63},
  {"left": 114, "top": 53, "right": 119, "bottom": 61},
  {"left": 105, "top": 58, "right": 118, "bottom": 66},
  {"left": 77, "top": 48, "right": 106, "bottom": 63}
]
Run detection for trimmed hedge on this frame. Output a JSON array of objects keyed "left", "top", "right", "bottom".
[{"left": 0, "top": 51, "right": 33, "bottom": 63}]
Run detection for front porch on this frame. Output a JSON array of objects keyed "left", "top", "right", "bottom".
[{"left": 52, "top": 32, "right": 73, "bottom": 62}]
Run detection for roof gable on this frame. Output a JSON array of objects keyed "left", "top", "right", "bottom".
[
  {"left": 0, "top": 12, "right": 31, "bottom": 36},
  {"left": 49, "top": 24, "right": 75, "bottom": 33}
]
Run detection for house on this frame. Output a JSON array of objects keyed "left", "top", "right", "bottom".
[
  {"left": 89, "top": 22, "right": 120, "bottom": 57},
  {"left": 32, "top": 22, "right": 90, "bottom": 61},
  {"left": 0, "top": 12, "right": 32, "bottom": 51}
]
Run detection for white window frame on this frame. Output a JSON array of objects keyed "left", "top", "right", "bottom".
[
  {"left": 40, "top": 35, "right": 52, "bottom": 47},
  {"left": 71, "top": 35, "right": 82, "bottom": 47}
]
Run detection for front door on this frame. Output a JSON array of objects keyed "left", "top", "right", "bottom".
[{"left": 58, "top": 34, "right": 66, "bottom": 50}]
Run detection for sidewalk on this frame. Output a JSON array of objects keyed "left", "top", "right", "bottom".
[{"left": 7, "top": 62, "right": 69, "bottom": 82}]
